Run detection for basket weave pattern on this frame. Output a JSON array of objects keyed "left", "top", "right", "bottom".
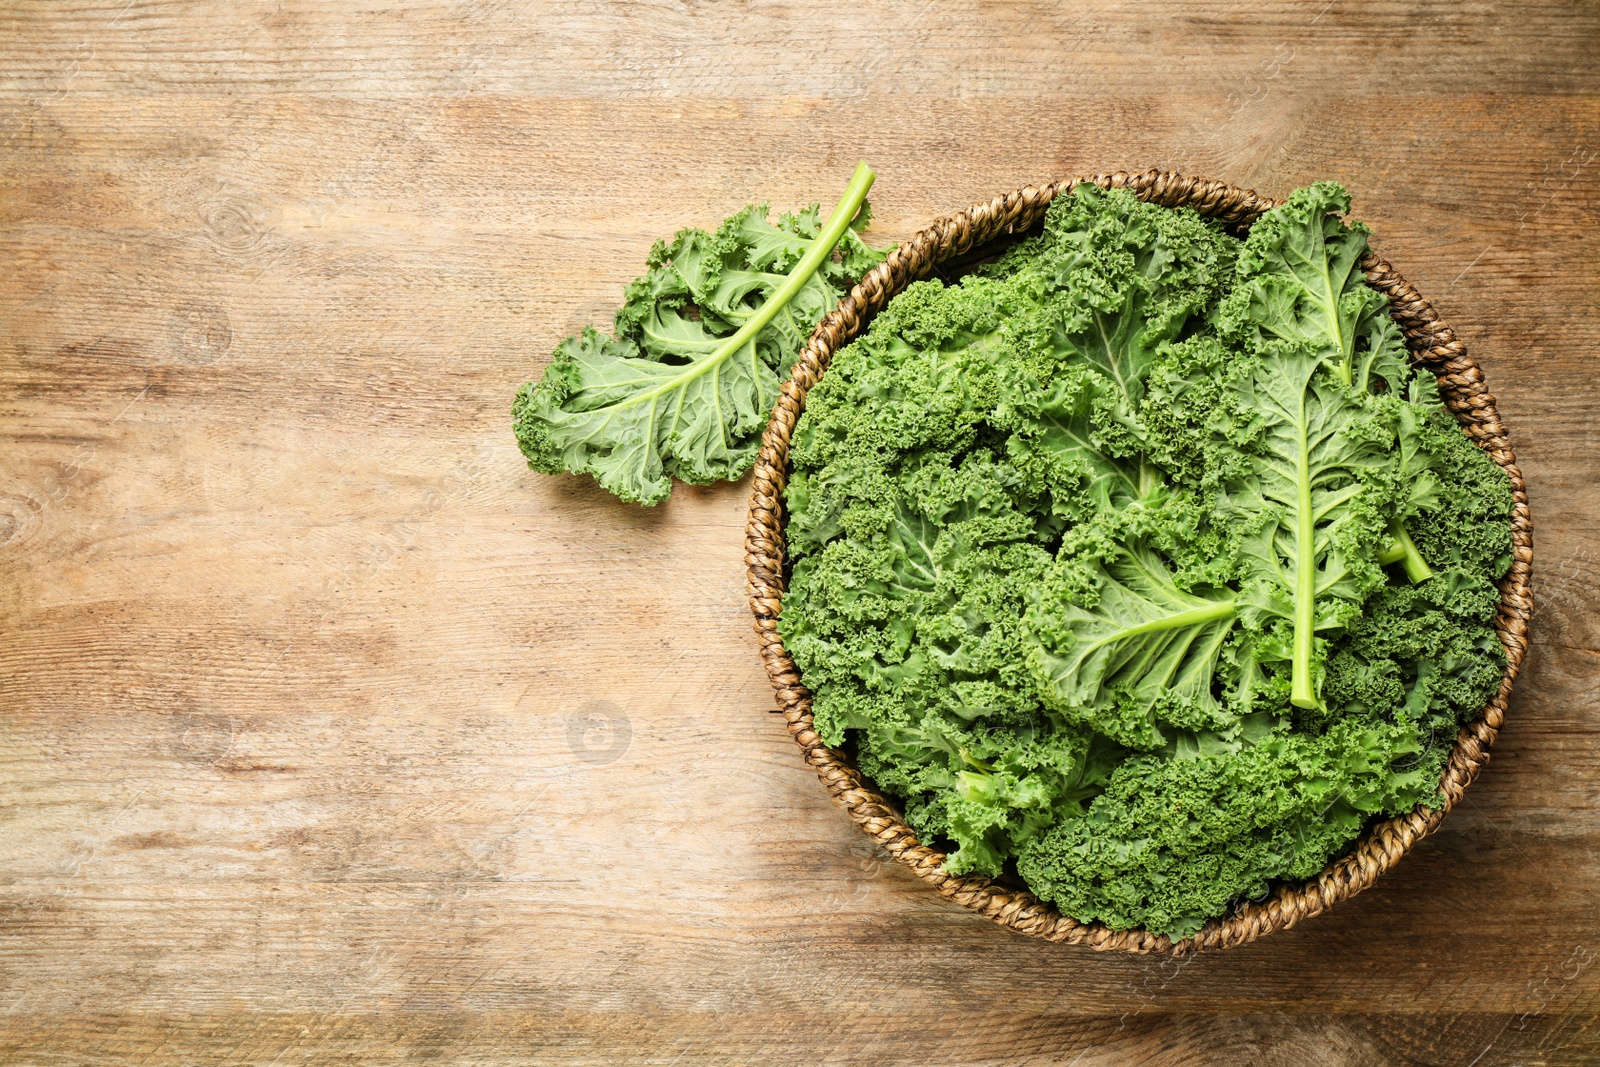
[{"left": 744, "top": 170, "right": 1533, "bottom": 954}]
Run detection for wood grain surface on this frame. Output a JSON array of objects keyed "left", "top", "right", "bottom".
[{"left": 2, "top": 2, "right": 1598, "bottom": 1064}]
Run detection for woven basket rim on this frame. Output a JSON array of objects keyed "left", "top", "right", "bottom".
[{"left": 743, "top": 168, "right": 1533, "bottom": 955}]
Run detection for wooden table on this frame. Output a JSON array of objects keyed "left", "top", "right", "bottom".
[{"left": 2, "top": 3, "right": 1597, "bottom": 1063}]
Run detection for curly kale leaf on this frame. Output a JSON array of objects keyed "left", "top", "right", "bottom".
[
  {"left": 1027, "top": 532, "right": 1240, "bottom": 750},
  {"left": 1317, "top": 380, "right": 1513, "bottom": 734},
  {"left": 983, "top": 182, "right": 1236, "bottom": 406},
  {"left": 1222, "top": 180, "right": 1391, "bottom": 392},
  {"left": 512, "top": 163, "right": 889, "bottom": 505},
  {"left": 1217, "top": 342, "right": 1395, "bottom": 709},
  {"left": 1016, "top": 716, "right": 1444, "bottom": 939},
  {"left": 1210, "top": 184, "right": 1459, "bottom": 707},
  {"left": 985, "top": 183, "right": 1236, "bottom": 514}
]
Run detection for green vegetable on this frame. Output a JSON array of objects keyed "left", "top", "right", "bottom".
[
  {"left": 781, "top": 181, "right": 1511, "bottom": 938},
  {"left": 513, "top": 162, "right": 889, "bottom": 505},
  {"left": 1212, "top": 183, "right": 1436, "bottom": 707}
]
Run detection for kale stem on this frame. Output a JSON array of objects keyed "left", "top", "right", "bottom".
[
  {"left": 958, "top": 748, "right": 993, "bottom": 773},
  {"left": 1291, "top": 396, "right": 1318, "bottom": 711},
  {"left": 620, "top": 162, "right": 877, "bottom": 406},
  {"left": 1383, "top": 519, "right": 1434, "bottom": 583},
  {"left": 724, "top": 160, "right": 875, "bottom": 354}
]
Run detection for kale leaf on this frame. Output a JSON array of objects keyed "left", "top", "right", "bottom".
[{"left": 513, "top": 163, "right": 889, "bottom": 505}]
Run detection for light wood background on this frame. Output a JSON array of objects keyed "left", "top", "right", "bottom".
[{"left": 2, "top": 2, "right": 1598, "bottom": 1064}]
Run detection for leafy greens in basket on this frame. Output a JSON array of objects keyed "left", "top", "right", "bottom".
[
  {"left": 779, "top": 182, "right": 1512, "bottom": 939},
  {"left": 513, "top": 163, "right": 889, "bottom": 505}
]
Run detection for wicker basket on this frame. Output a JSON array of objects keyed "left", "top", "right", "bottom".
[{"left": 744, "top": 169, "right": 1533, "bottom": 954}]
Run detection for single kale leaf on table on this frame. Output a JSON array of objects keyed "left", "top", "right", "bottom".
[
  {"left": 781, "top": 181, "right": 1513, "bottom": 939},
  {"left": 512, "top": 163, "right": 890, "bottom": 506}
]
